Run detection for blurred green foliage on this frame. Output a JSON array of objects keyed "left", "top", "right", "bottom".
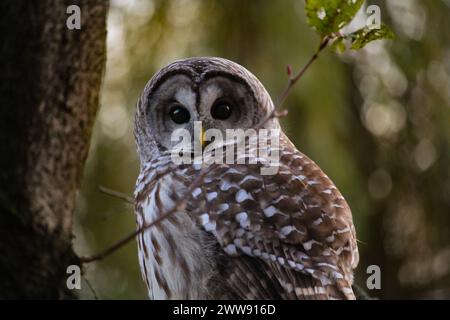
[
  {"left": 74, "top": 0, "right": 450, "bottom": 299},
  {"left": 305, "top": 0, "right": 364, "bottom": 36}
]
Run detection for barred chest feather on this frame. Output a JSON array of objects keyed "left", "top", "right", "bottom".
[{"left": 135, "top": 163, "right": 222, "bottom": 299}]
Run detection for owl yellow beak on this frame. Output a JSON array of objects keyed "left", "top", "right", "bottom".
[{"left": 200, "top": 128, "right": 207, "bottom": 147}]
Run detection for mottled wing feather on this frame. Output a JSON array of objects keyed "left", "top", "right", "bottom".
[
  {"left": 184, "top": 134, "right": 358, "bottom": 299},
  {"left": 225, "top": 256, "right": 331, "bottom": 300}
]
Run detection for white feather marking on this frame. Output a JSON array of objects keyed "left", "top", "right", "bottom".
[
  {"left": 204, "top": 176, "right": 214, "bottom": 184},
  {"left": 305, "top": 268, "right": 315, "bottom": 275},
  {"left": 263, "top": 205, "right": 277, "bottom": 218},
  {"left": 295, "top": 263, "right": 305, "bottom": 270},
  {"left": 219, "top": 180, "right": 232, "bottom": 191},
  {"left": 235, "top": 189, "right": 253, "bottom": 203},
  {"left": 225, "top": 167, "right": 243, "bottom": 175},
  {"left": 192, "top": 187, "right": 202, "bottom": 198},
  {"left": 342, "top": 287, "right": 354, "bottom": 295},
  {"left": 302, "top": 239, "right": 320, "bottom": 251},
  {"left": 235, "top": 212, "right": 250, "bottom": 229},
  {"left": 315, "top": 262, "right": 338, "bottom": 270},
  {"left": 331, "top": 271, "right": 344, "bottom": 279},
  {"left": 239, "top": 175, "right": 261, "bottom": 184},
  {"left": 217, "top": 203, "right": 229, "bottom": 213},
  {"left": 200, "top": 213, "right": 209, "bottom": 225},
  {"left": 312, "top": 218, "right": 323, "bottom": 226},
  {"left": 295, "top": 287, "right": 305, "bottom": 296},
  {"left": 224, "top": 244, "right": 238, "bottom": 255},
  {"left": 337, "top": 227, "right": 351, "bottom": 234},
  {"left": 280, "top": 225, "right": 295, "bottom": 236},
  {"left": 315, "top": 287, "right": 327, "bottom": 295},
  {"left": 204, "top": 220, "right": 216, "bottom": 232},
  {"left": 283, "top": 282, "right": 294, "bottom": 293},
  {"left": 242, "top": 246, "right": 252, "bottom": 255},
  {"left": 295, "top": 251, "right": 309, "bottom": 260},
  {"left": 206, "top": 191, "right": 218, "bottom": 201}
]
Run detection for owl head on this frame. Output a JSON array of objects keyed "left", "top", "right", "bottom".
[{"left": 135, "top": 57, "right": 279, "bottom": 164}]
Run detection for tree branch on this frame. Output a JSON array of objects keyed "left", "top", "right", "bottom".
[
  {"left": 80, "top": 166, "right": 215, "bottom": 263},
  {"left": 98, "top": 186, "right": 134, "bottom": 205},
  {"left": 256, "top": 36, "right": 330, "bottom": 129}
]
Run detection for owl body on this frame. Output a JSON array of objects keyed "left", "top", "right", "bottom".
[
  {"left": 134, "top": 57, "right": 359, "bottom": 300},
  {"left": 135, "top": 156, "right": 224, "bottom": 299}
]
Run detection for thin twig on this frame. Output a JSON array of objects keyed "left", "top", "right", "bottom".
[
  {"left": 80, "top": 166, "right": 215, "bottom": 263},
  {"left": 277, "top": 37, "right": 329, "bottom": 107},
  {"left": 98, "top": 186, "right": 134, "bottom": 204},
  {"left": 79, "top": 37, "right": 330, "bottom": 264},
  {"left": 255, "top": 36, "right": 330, "bottom": 130},
  {"left": 356, "top": 238, "right": 367, "bottom": 245},
  {"left": 83, "top": 276, "right": 99, "bottom": 300}
]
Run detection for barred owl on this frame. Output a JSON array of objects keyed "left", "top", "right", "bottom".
[{"left": 134, "top": 57, "right": 359, "bottom": 300}]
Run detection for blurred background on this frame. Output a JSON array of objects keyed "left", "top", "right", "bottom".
[{"left": 74, "top": 0, "right": 450, "bottom": 299}]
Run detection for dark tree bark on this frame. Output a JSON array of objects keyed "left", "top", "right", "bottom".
[{"left": 0, "top": 0, "right": 108, "bottom": 298}]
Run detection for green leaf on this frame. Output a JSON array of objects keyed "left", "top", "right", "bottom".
[
  {"left": 349, "top": 24, "right": 395, "bottom": 50},
  {"left": 305, "top": 0, "right": 364, "bottom": 37}
]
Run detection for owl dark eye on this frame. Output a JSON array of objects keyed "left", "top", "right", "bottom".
[
  {"left": 211, "top": 102, "right": 233, "bottom": 120},
  {"left": 169, "top": 105, "right": 190, "bottom": 124}
]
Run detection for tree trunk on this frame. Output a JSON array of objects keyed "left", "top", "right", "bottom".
[{"left": 0, "top": 0, "right": 108, "bottom": 298}]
